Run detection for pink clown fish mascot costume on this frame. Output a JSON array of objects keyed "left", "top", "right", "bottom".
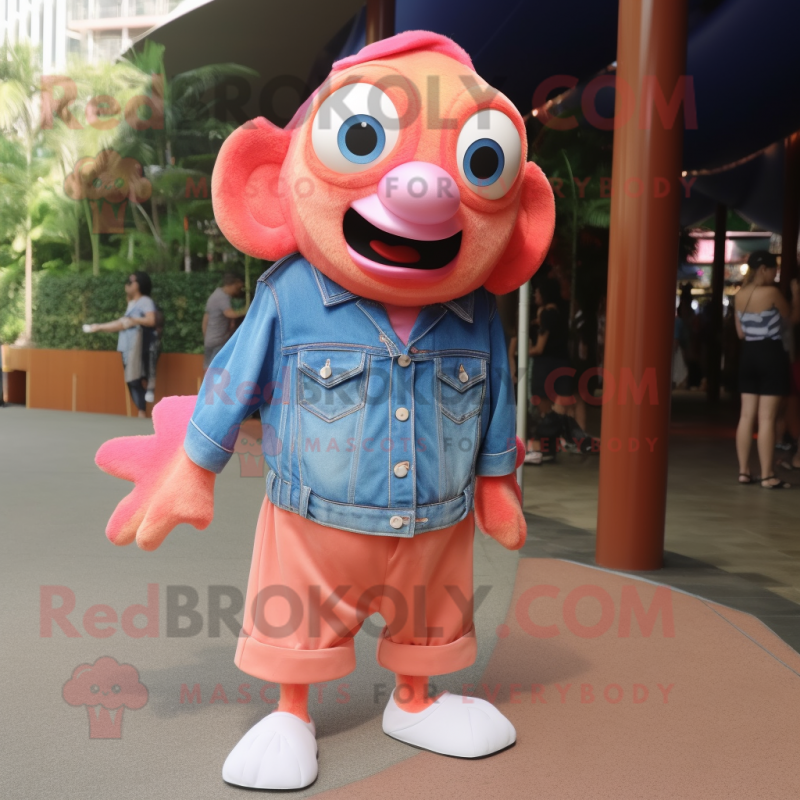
[{"left": 95, "top": 31, "right": 554, "bottom": 790}]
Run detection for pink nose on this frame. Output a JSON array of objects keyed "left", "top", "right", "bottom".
[{"left": 378, "top": 162, "right": 461, "bottom": 226}]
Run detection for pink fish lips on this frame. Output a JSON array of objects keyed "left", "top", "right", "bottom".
[
  {"left": 62, "top": 656, "right": 148, "bottom": 739},
  {"left": 344, "top": 161, "right": 463, "bottom": 282}
]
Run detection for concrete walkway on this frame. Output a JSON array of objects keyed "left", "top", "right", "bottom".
[
  {"left": 520, "top": 391, "right": 800, "bottom": 650},
  {"left": 1, "top": 400, "right": 798, "bottom": 799},
  {"left": 0, "top": 407, "right": 517, "bottom": 799},
  {"left": 314, "top": 560, "right": 800, "bottom": 800}
]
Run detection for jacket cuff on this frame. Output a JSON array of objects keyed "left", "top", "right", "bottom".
[
  {"left": 184, "top": 419, "right": 233, "bottom": 474},
  {"left": 475, "top": 445, "right": 517, "bottom": 477}
]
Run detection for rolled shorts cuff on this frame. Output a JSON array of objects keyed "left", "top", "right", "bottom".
[
  {"left": 375, "top": 625, "right": 477, "bottom": 677},
  {"left": 234, "top": 634, "right": 356, "bottom": 684}
]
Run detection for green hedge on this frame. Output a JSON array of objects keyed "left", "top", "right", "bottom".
[
  {"left": 32, "top": 272, "right": 228, "bottom": 354},
  {"left": 0, "top": 264, "right": 25, "bottom": 344}
]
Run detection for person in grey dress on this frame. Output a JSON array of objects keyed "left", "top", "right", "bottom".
[{"left": 84, "top": 272, "right": 156, "bottom": 418}]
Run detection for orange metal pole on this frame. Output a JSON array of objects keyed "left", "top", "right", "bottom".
[
  {"left": 366, "top": 0, "right": 395, "bottom": 44},
  {"left": 595, "top": 0, "right": 689, "bottom": 570}
]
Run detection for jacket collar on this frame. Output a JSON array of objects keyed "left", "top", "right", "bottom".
[
  {"left": 311, "top": 264, "right": 474, "bottom": 323},
  {"left": 312, "top": 266, "right": 358, "bottom": 307},
  {"left": 442, "top": 294, "right": 474, "bottom": 323}
]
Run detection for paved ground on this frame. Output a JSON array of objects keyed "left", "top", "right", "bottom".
[
  {"left": 313, "top": 560, "right": 800, "bottom": 800},
  {"left": 1, "top": 397, "right": 798, "bottom": 798},
  {"left": 0, "top": 406, "right": 517, "bottom": 799},
  {"left": 520, "top": 391, "right": 800, "bottom": 650}
]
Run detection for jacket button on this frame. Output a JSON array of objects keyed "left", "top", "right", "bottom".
[
  {"left": 389, "top": 515, "right": 404, "bottom": 529},
  {"left": 398, "top": 354, "right": 412, "bottom": 367},
  {"left": 395, "top": 407, "right": 409, "bottom": 421},
  {"left": 458, "top": 364, "right": 469, "bottom": 383},
  {"left": 393, "top": 462, "right": 409, "bottom": 478}
]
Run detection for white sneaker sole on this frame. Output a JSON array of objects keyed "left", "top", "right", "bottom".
[
  {"left": 222, "top": 712, "right": 318, "bottom": 790},
  {"left": 383, "top": 691, "right": 516, "bottom": 759}
]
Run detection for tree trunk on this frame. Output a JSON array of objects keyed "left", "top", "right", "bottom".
[
  {"left": 151, "top": 197, "right": 164, "bottom": 269},
  {"left": 92, "top": 233, "right": 100, "bottom": 276},
  {"left": 82, "top": 199, "right": 100, "bottom": 276},
  {"left": 561, "top": 150, "right": 578, "bottom": 323},
  {"left": 24, "top": 229, "right": 33, "bottom": 343}
]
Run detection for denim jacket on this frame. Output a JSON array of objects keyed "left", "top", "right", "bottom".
[{"left": 184, "top": 254, "right": 517, "bottom": 538}]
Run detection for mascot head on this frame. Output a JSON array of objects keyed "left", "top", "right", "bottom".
[{"left": 212, "top": 30, "right": 555, "bottom": 304}]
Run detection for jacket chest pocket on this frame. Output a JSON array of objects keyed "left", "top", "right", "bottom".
[
  {"left": 298, "top": 350, "right": 367, "bottom": 422},
  {"left": 436, "top": 356, "right": 487, "bottom": 423}
]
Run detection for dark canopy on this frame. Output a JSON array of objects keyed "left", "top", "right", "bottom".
[{"left": 135, "top": 0, "right": 800, "bottom": 231}]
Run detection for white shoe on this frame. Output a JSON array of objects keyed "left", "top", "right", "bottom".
[
  {"left": 524, "top": 450, "right": 543, "bottom": 465},
  {"left": 222, "top": 712, "right": 318, "bottom": 790},
  {"left": 382, "top": 691, "right": 516, "bottom": 758}
]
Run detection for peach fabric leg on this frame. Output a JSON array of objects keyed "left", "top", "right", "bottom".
[
  {"left": 235, "top": 497, "right": 476, "bottom": 684},
  {"left": 394, "top": 674, "right": 437, "bottom": 712},
  {"left": 278, "top": 684, "right": 310, "bottom": 722},
  {"left": 375, "top": 513, "right": 476, "bottom": 677}
]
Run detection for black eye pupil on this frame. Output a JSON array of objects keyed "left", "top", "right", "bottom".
[
  {"left": 470, "top": 146, "right": 499, "bottom": 180},
  {"left": 346, "top": 122, "right": 378, "bottom": 157}
]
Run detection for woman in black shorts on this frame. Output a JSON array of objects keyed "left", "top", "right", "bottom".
[{"left": 734, "top": 251, "right": 800, "bottom": 488}]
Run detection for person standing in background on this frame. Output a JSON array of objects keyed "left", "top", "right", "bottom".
[
  {"left": 734, "top": 251, "right": 800, "bottom": 487},
  {"left": 571, "top": 298, "right": 598, "bottom": 434},
  {"left": 84, "top": 271, "right": 156, "bottom": 419},
  {"left": 530, "top": 279, "right": 572, "bottom": 408},
  {"left": 203, "top": 273, "right": 246, "bottom": 370},
  {"left": 525, "top": 279, "right": 572, "bottom": 463},
  {"left": 677, "top": 284, "right": 702, "bottom": 389}
]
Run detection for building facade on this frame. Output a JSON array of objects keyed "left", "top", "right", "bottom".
[{"left": 1, "top": 0, "right": 180, "bottom": 70}]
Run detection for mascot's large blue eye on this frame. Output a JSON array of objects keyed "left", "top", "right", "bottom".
[
  {"left": 456, "top": 109, "right": 521, "bottom": 199},
  {"left": 313, "top": 84, "right": 399, "bottom": 174},
  {"left": 463, "top": 138, "right": 505, "bottom": 187},
  {"left": 338, "top": 115, "right": 386, "bottom": 164}
]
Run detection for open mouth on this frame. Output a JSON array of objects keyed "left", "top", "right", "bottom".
[{"left": 343, "top": 208, "right": 462, "bottom": 271}]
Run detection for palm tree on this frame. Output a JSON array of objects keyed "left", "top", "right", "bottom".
[
  {"left": 47, "top": 56, "right": 153, "bottom": 275},
  {"left": 531, "top": 120, "right": 614, "bottom": 317},
  {"left": 119, "top": 41, "right": 257, "bottom": 270},
  {"left": 0, "top": 41, "right": 47, "bottom": 342}
]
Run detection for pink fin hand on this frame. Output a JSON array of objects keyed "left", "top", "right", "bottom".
[
  {"left": 474, "top": 473, "right": 526, "bottom": 551},
  {"left": 95, "top": 396, "right": 215, "bottom": 549},
  {"left": 515, "top": 436, "right": 526, "bottom": 470}
]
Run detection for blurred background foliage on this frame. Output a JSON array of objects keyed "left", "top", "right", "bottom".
[
  {"left": 31, "top": 271, "right": 224, "bottom": 353},
  {"left": 529, "top": 115, "right": 614, "bottom": 314},
  {"left": 0, "top": 39, "right": 258, "bottom": 347}
]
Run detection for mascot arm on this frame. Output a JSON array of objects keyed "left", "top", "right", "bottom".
[
  {"left": 95, "top": 280, "right": 281, "bottom": 551},
  {"left": 474, "top": 437, "right": 526, "bottom": 550},
  {"left": 95, "top": 395, "right": 215, "bottom": 551},
  {"left": 473, "top": 306, "right": 526, "bottom": 550}
]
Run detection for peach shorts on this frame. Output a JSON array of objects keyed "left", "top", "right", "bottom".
[{"left": 234, "top": 497, "right": 477, "bottom": 684}]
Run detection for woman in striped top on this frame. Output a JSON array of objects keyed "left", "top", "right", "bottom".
[{"left": 734, "top": 251, "right": 800, "bottom": 488}]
